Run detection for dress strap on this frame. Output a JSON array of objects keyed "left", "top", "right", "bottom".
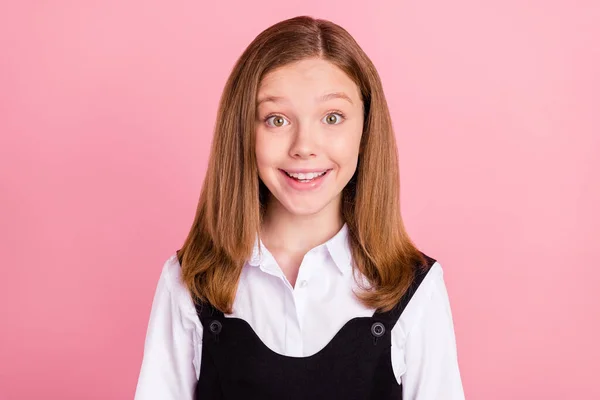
[
  {"left": 373, "top": 252, "right": 437, "bottom": 326},
  {"left": 194, "top": 299, "right": 225, "bottom": 322},
  {"left": 177, "top": 251, "right": 225, "bottom": 322}
]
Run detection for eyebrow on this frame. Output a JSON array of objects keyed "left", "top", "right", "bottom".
[{"left": 256, "top": 92, "right": 354, "bottom": 106}]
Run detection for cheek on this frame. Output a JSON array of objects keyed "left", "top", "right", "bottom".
[
  {"left": 255, "top": 130, "right": 282, "bottom": 171},
  {"left": 330, "top": 129, "right": 362, "bottom": 164},
  {"left": 254, "top": 131, "right": 270, "bottom": 165}
]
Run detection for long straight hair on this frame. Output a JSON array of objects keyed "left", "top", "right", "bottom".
[{"left": 178, "top": 16, "right": 428, "bottom": 313}]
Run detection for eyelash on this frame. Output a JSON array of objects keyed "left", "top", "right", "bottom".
[{"left": 263, "top": 110, "right": 346, "bottom": 127}]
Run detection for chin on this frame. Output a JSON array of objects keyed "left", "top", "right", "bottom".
[
  {"left": 279, "top": 196, "right": 337, "bottom": 217},
  {"left": 284, "top": 205, "right": 325, "bottom": 217}
]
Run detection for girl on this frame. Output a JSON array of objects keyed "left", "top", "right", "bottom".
[{"left": 135, "top": 16, "right": 464, "bottom": 400}]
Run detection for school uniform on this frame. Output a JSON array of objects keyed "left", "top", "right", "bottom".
[{"left": 134, "top": 223, "right": 465, "bottom": 399}]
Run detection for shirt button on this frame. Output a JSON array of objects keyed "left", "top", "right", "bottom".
[{"left": 298, "top": 280, "right": 308, "bottom": 288}]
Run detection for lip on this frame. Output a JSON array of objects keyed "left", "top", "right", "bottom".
[
  {"left": 280, "top": 168, "right": 332, "bottom": 174},
  {"left": 279, "top": 168, "right": 331, "bottom": 191}
]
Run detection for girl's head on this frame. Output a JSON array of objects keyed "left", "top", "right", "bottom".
[
  {"left": 180, "top": 16, "right": 425, "bottom": 313},
  {"left": 208, "top": 15, "right": 399, "bottom": 225}
]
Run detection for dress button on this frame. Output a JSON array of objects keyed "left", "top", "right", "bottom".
[
  {"left": 209, "top": 320, "right": 222, "bottom": 334},
  {"left": 371, "top": 322, "right": 386, "bottom": 337},
  {"left": 298, "top": 280, "right": 308, "bottom": 288}
]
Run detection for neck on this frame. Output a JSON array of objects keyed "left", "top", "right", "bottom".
[{"left": 260, "top": 196, "right": 344, "bottom": 254}]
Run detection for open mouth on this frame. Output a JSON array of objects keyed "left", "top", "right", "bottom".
[{"left": 281, "top": 169, "right": 331, "bottom": 183}]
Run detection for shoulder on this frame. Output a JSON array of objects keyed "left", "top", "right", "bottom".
[
  {"left": 395, "top": 255, "right": 446, "bottom": 337},
  {"left": 157, "top": 253, "right": 182, "bottom": 290},
  {"left": 389, "top": 255, "right": 447, "bottom": 381},
  {"left": 418, "top": 252, "right": 443, "bottom": 286},
  {"left": 156, "top": 253, "right": 199, "bottom": 320}
]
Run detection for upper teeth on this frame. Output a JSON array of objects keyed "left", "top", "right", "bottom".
[{"left": 286, "top": 171, "right": 327, "bottom": 180}]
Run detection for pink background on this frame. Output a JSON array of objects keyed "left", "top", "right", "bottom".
[{"left": 1, "top": 1, "right": 598, "bottom": 399}]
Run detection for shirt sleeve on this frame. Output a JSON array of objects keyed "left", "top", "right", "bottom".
[
  {"left": 401, "top": 264, "right": 465, "bottom": 400},
  {"left": 134, "top": 256, "right": 200, "bottom": 400}
]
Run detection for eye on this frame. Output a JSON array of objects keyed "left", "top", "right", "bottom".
[
  {"left": 265, "top": 115, "right": 290, "bottom": 128},
  {"left": 322, "top": 112, "right": 344, "bottom": 125}
]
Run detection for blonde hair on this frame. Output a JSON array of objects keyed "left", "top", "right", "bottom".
[{"left": 178, "top": 15, "right": 427, "bottom": 313}]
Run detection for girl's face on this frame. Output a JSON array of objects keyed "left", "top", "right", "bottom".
[{"left": 255, "top": 58, "right": 364, "bottom": 218}]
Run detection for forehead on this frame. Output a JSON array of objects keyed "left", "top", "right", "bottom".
[{"left": 257, "top": 58, "right": 361, "bottom": 103}]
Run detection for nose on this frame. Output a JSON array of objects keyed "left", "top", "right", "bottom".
[{"left": 289, "top": 121, "right": 317, "bottom": 159}]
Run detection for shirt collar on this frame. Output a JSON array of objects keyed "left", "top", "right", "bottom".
[{"left": 248, "top": 223, "right": 352, "bottom": 276}]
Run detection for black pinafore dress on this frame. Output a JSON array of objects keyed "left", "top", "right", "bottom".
[{"left": 192, "top": 253, "right": 435, "bottom": 400}]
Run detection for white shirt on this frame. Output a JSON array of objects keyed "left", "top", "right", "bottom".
[{"left": 134, "top": 224, "right": 465, "bottom": 399}]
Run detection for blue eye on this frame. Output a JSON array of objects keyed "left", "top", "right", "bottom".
[
  {"left": 265, "top": 115, "right": 289, "bottom": 127},
  {"left": 322, "top": 112, "right": 344, "bottom": 125}
]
